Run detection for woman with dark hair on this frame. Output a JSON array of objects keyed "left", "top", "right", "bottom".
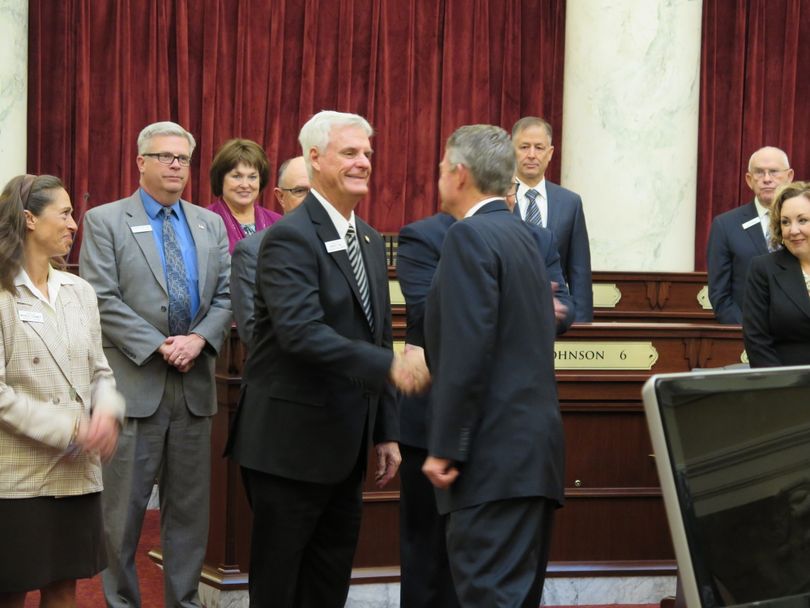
[
  {"left": 207, "top": 138, "right": 282, "bottom": 252},
  {"left": 0, "top": 174, "right": 124, "bottom": 606},
  {"left": 743, "top": 181, "right": 810, "bottom": 367}
]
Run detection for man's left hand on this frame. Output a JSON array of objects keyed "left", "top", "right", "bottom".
[{"left": 163, "top": 333, "right": 206, "bottom": 372}]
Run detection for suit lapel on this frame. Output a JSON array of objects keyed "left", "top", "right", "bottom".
[
  {"left": 124, "top": 194, "right": 168, "bottom": 295},
  {"left": 545, "top": 182, "right": 559, "bottom": 234},
  {"left": 17, "top": 289, "right": 73, "bottom": 385},
  {"left": 740, "top": 201, "right": 768, "bottom": 255},
  {"left": 773, "top": 250, "right": 810, "bottom": 320},
  {"left": 307, "top": 198, "right": 367, "bottom": 318}
]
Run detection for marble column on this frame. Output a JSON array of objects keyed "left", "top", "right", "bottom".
[
  {"left": 561, "top": 0, "right": 703, "bottom": 271},
  {"left": 0, "top": 0, "right": 28, "bottom": 189}
]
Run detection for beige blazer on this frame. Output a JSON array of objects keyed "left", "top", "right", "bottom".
[{"left": 0, "top": 269, "right": 124, "bottom": 498}]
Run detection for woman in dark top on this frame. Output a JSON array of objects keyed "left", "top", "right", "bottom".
[{"left": 743, "top": 181, "right": 810, "bottom": 366}]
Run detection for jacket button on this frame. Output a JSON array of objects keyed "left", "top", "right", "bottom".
[
  {"left": 161, "top": 306, "right": 167, "bottom": 312},
  {"left": 32, "top": 357, "right": 40, "bottom": 364},
  {"left": 52, "top": 397, "right": 60, "bottom": 404}
]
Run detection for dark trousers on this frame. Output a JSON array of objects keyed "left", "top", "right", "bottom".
[
  {"left": 240, "top": 464, "right": 363, "bottom": 608},
  {"left": 398, "top": 444, "right": 461, "bottom": 608},
  {"left": 446, "top": 496, "right": 556, "bottom": 608}
]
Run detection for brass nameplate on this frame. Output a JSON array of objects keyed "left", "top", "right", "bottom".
[
  {"left": 554, "top": 341, "right": 658, "bottom": 370},
  {"left": 389, "top": 280, "right": 405, "bottom": 306},
  {"left": 592, "top": 283, "right": 622, "bottom": 308},
  {"left": 741, "top": 350, "right": 748, "bottom": 364},
  {"left": 696, "top": 285, "right": 713, "bottom": 310}
]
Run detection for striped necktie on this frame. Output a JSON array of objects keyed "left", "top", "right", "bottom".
[
  {"left": 346, "top": 225, "right": 374, "bottom": 328},
  {"left": 525, "top": 188, "right": 542, "bottom": 226}
]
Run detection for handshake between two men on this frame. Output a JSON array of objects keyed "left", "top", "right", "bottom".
[{"left": 390, "top": 344, "right": 431, "bottom": 395}]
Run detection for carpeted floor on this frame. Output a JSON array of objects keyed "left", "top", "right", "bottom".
[{"left": 24, "top": 509, "right": 163, "bottom": 607}]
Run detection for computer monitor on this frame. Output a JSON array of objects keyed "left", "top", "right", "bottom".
[{"left": 643, "top": 366, "right": 810, "bottom": 608}]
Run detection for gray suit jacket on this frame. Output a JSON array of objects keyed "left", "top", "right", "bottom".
[
  {"left": 230, "top": 229, "right": 265, "bottom": 347},
  {"left": 79, "top": 190, "right": 232, "bottom": 417}
]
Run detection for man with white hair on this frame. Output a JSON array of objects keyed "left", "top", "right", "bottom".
[
  {"left": 227, "top": 111, "right": 425, "bottom": 607},
  {"left": 707, "top": 146, "right": 794, "bottom": 324},
  {"left": 80, "top": 121, "right": 232, "bottom": 607}
]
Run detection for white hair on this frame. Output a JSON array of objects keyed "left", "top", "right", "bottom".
[
  {"left": 748, "top": 146, "right": 790, "bottom": 172},
  {"left": 137, "top": 121, "right": 197, "bottom": 155},
  {"left": 298, "top": 111, "right": 373, "bottom": 179}
]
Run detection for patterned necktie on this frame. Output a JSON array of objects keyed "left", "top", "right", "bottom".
[
  {"left": 764, "top": 211, "right": 777, "bottom": 252},
  {"left": 525, "top": 188, "right": 542, "bottom": 226},
  {"left": 346, "top": 225, "right": 374, "bottom": 328},
  {"left": 161, "top": 208, "right": 191, "bottom": 335}
]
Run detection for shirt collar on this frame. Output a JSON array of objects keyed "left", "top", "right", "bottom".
[
  {"left": 311, "top": 188, "right": 356, "bottom": 238},
  {"left": 14, "top": 266, "right": 74, "bottom": 308},
  {"left": 464, "top": 197, "right": 502, "bottom": 218},
  {"left": 754, "top": 197, "right": 770, "bottom": 219},
  {"left": 140, "top": 188, "right": 182, "bottom": 220},
  {"left": 516, "top": 177, "right": 547, "bottom": 200}
]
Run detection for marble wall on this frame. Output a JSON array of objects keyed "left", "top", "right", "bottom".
[
  {"left": 0, "top": 0, "right": 27, "bottom": 189},
  {"left": 561, "top": 0, "right": 703, "bottom": 271}
]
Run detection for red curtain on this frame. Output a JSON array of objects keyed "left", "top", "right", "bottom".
[
  {"left": 695, "top": 0, "right": 810, "bottom": 269},
  {"left": 28, "top": 0, "right": 566, "bottom": 259}
]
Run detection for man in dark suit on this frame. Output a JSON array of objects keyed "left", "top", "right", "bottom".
[
  {"left": 707, "top": 146, "right": 793, "bottom": 324},
  {"left": 226, "top": 111, "right": 426, "bottom": 608},
  {"left": 231, "top": 155, "right": 310, "bottom": 346},
  {"left": 422, "top": 124, "right": 565, "bottom": 607},
  {"left": 80, "top": 121, "right": 232, "bottom": 608},
  {"left": 512, "top": 116, "right": 593, "bottom": 322},
  {"left": 396, "top": 202, "right": 571, "bottom": 608}
]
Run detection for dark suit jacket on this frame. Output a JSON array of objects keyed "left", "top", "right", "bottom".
[
  {"left": 227, "top": 195, "right": 398, "bottom": 484},
  {"left": 708, "top": 201, "right": 768, "bottom": 325},
  {"left": 230, "top": 229, "right": 265, "bottom": 347},
  {"left": 517, "top": 181, "right": 592, "bottom": 321},
  {"left": 423, "top": 201, "right": 565, "bottom": 514},
  {"left": 743, "top": 249, "right": 810, "bottom": 367},
  {"left": 396, "top": 212, "right": 573, "bottom": 449}
]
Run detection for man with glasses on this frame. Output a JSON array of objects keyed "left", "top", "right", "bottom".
[
  {"left": 231, "top": 155, "right": 311, "bottom": 346},
  {"left": 707, "top": 146, "right": 794, "bottom": 324},
  {"left": 80, "top": 121, "right": 232, "bottom": 608}
]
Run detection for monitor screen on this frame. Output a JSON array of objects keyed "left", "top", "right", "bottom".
[{"left": 647, "top": 367, "right": 810, "bottom": 607}]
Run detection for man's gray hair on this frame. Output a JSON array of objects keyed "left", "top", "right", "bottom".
[
  {"left": 748, "top": 146, "right": 790, "bottom": 172},
  {"left": 446, "top": 125, "right": 516, "bottom": 196},
  {"left": 137, "top": 121, "right": 197, "bottom": 155},
  {"left": 298, "top": 111, "right": 373, "bottom": 179}
]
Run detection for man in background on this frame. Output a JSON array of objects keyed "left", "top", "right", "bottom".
[
  {"left": 707, "top": 146, "right": 793, "bottom": 324},
  {"left": 512, "top": 116, "right": 593, "bottom": 322},
  {"left": 231, "top": 155, "right": 310, "bottom": 346},
  {"left": 80, "top": 121, "right": 231, "bottom": 608}
]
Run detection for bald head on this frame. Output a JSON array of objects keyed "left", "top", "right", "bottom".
[
  {"left": 745, "top": 147, "right": 793, "bottom": 207},
  {"left": 274, "top": 156, "right": 310, "bottom": 213}
]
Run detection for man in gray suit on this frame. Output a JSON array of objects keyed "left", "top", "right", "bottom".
[
  {"left": 512, "top": 116, "right": 593, "bottom": 321},
  {"left": 80, "top": 121, "right": 231, "bottom": 608},
  {"left": 707, "top": 146, "right": 793, "bottom": 324},
  {"left": 231, "top": 155, "right": 309, "bottom": 346}
]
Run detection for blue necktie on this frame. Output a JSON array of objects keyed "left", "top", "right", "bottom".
[
  {"left": 346, "top": 225, "right": 374, "bottom": 328},
  {"left": 161, "top": 208, "right": 191, "bottom": 335},
  {"left": 525, "top": 188, "right": 542, "bottom": 226}
]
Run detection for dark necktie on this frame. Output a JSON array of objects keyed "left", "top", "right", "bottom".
[
  {"left": 525, "top": 188, "right": 542, "bottom": 226},
  {"left": 346, "top": 225, "right": 374, "bottom": 328},
  {"left": 160, "top": 208, "right": 191, "bottom": 335}
]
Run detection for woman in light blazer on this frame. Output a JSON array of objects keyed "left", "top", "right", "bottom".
[
  {"left": 743, "top": 181, "right": 810, "bottom": 367},
  {"left": 0, "top": 175, "right": 124, "bottom": 606}
]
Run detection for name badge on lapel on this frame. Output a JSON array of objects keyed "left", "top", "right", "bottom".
[
  {"left": 741, "top": 217, "right": 762, "bottom": 230},
  {"left": 131, "top": 225, "right": 153, "bottom": 234},
  {"left": 19, "top": 310, "right": 44, "bottom": 323},
  {"left": 324, "top": 239, "right": 347, "bottom": 253}
]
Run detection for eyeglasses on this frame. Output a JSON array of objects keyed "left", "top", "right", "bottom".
[
  {"left": 751, "top": 168, "right": 790, "bottom": 179},
  {"left": 143, "top": 152, "right": 192, "bottom": 167},
  {"left": 280, "top": 187, "right": 310, "bottom": 198}
]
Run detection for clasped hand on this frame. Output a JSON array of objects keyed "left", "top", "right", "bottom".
[{"left": 390, "top": 344, "right": 430, "bottom": 395}]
